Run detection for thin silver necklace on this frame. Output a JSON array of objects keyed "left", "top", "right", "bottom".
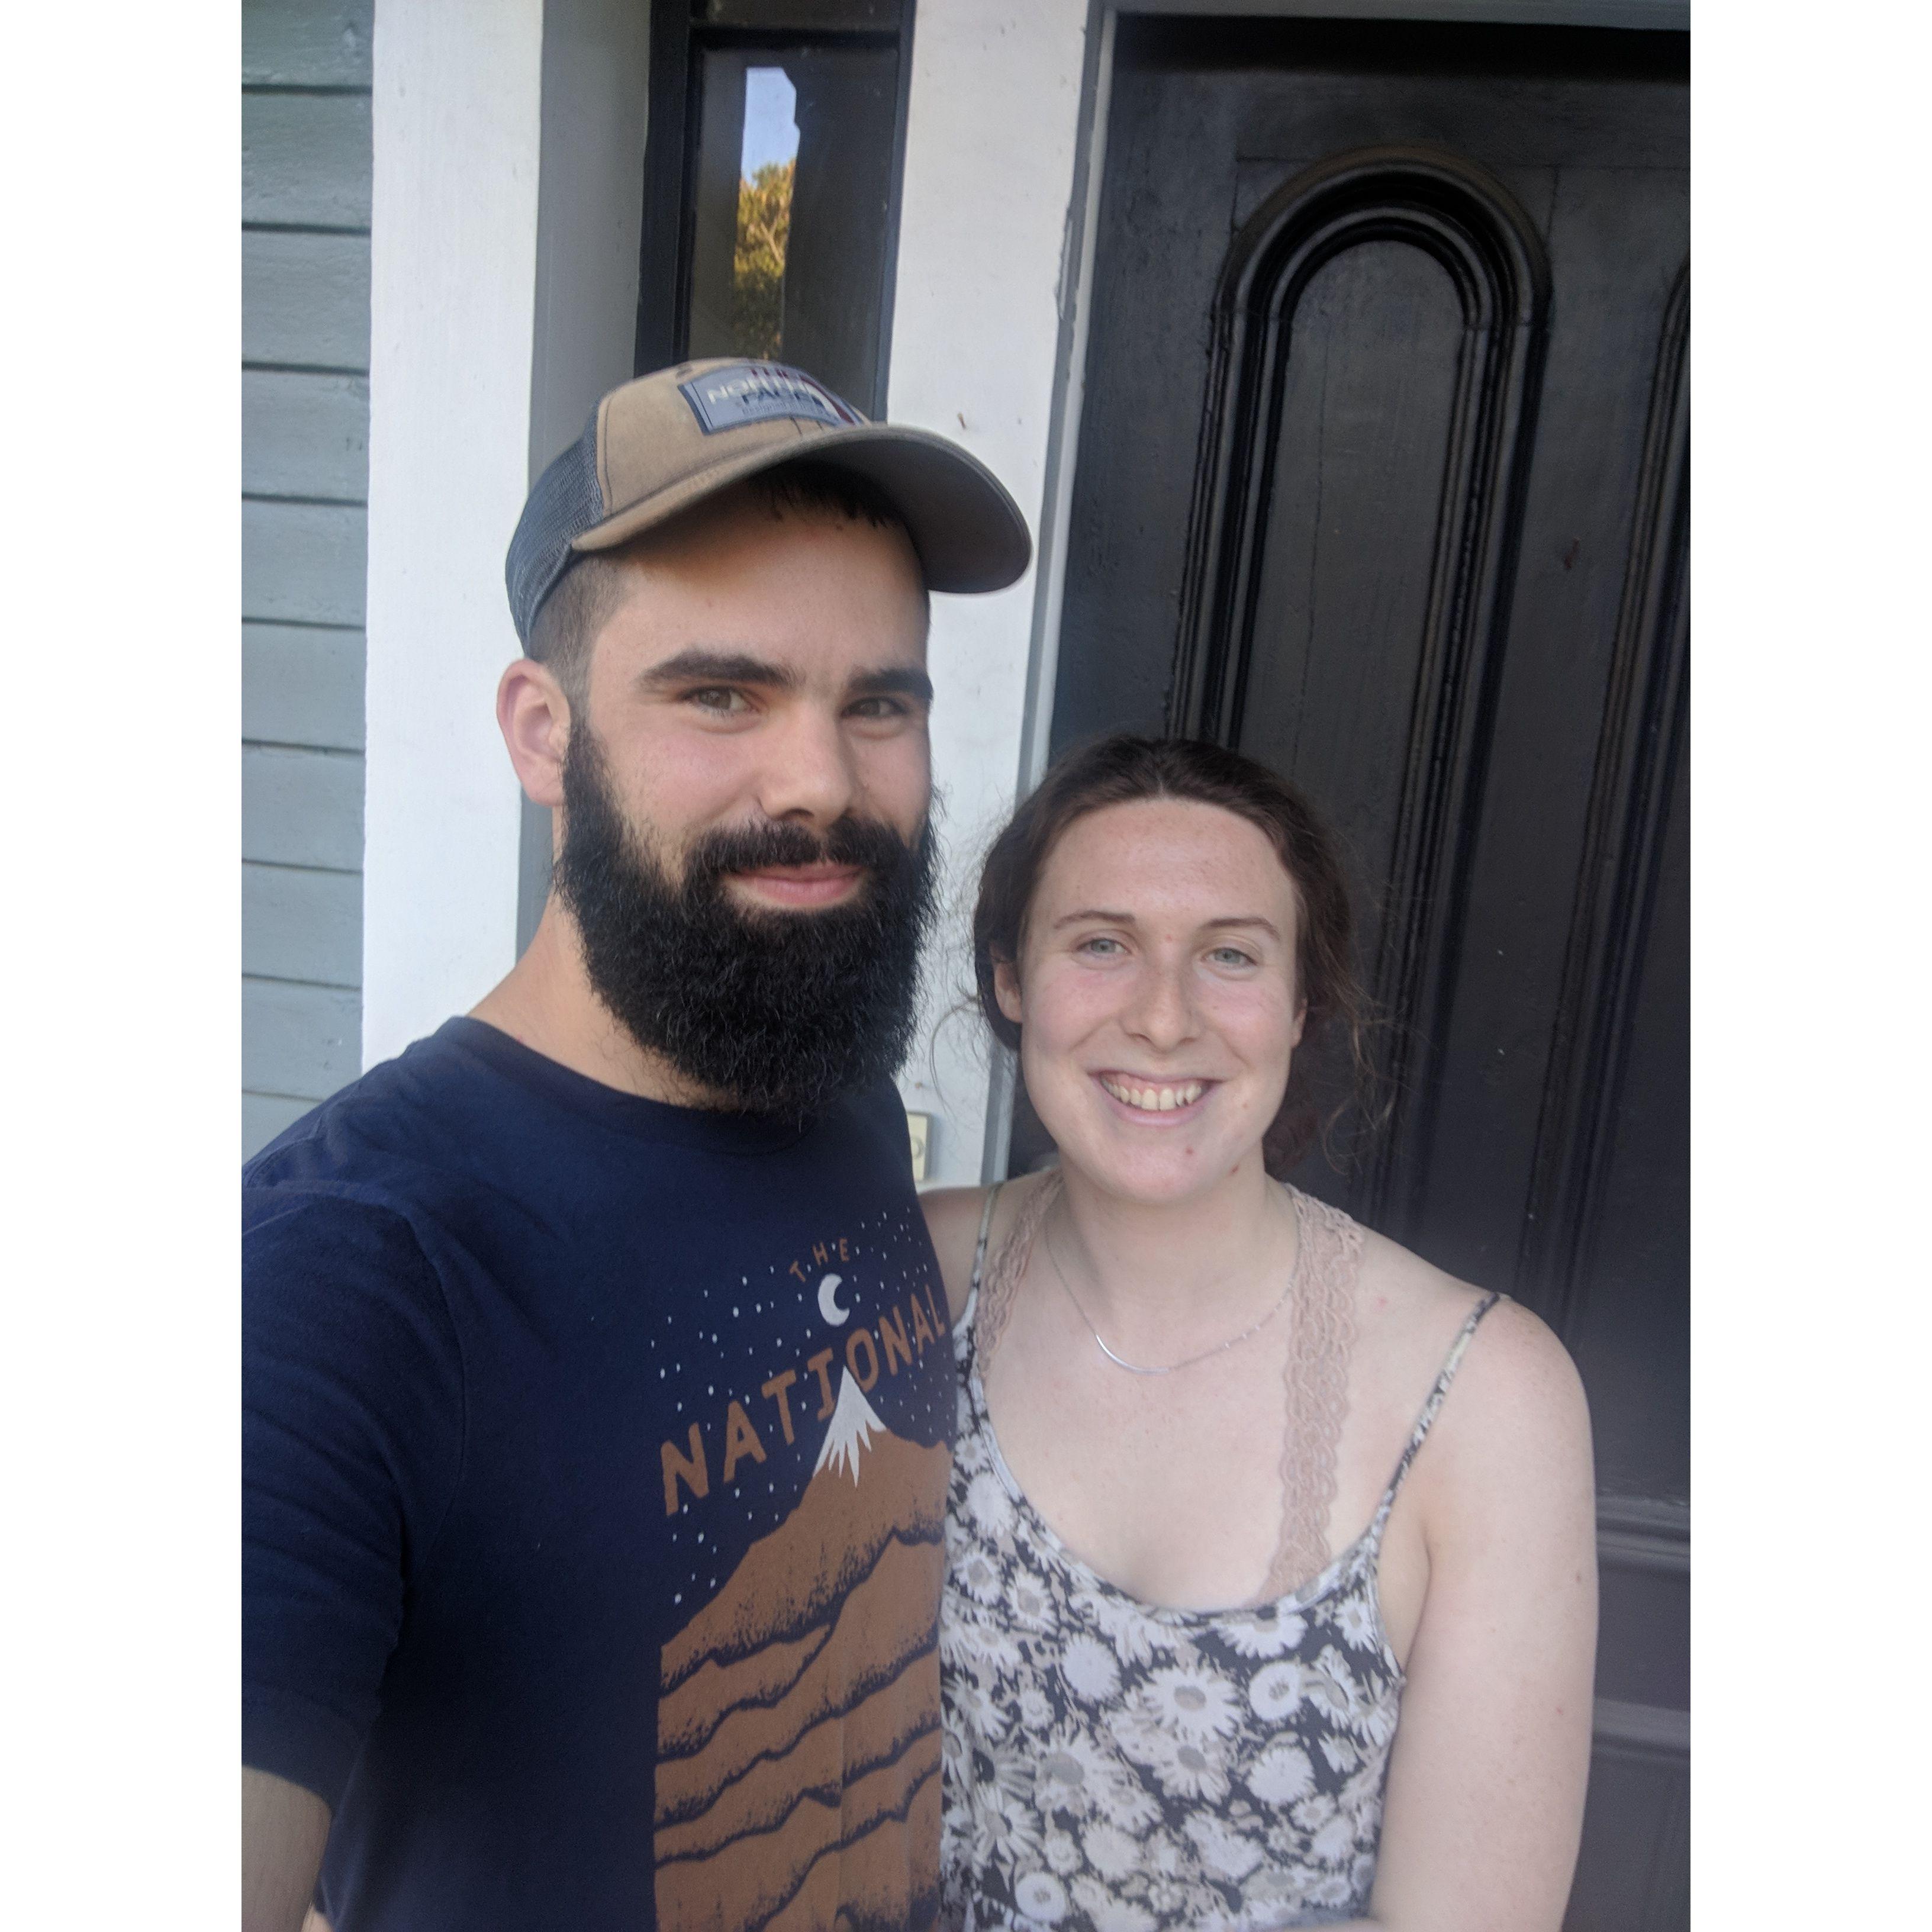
[{"left": 1041, "top": 1203, "right": 1297, "bottom": 1376}]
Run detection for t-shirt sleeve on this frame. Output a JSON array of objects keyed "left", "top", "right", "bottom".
[{"left": 243, "top": 1191, "right": 465, "bottom": 1808}]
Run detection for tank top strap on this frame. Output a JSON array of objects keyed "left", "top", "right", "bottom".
[
  {"left": 967, "top": 1182, "right": 1004, "bottom": 1301},
  {"left": 1371, "top": 1290, "right": 1504, "bottom": 1535}
]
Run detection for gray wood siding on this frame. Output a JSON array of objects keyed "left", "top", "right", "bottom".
[
  {"left": 245, "top": 980, "right": 363, "bottom": 1097},
  {"left": 243, "top": 746, "right": 365, "bottom": 872},
  {"left": 242, "top": 0, "right": 373, "bottom": 87},
  {"left": 243, "top": 501, "right": 368, "bottom": 626},
  {"left": 243, "top": 94, "right": 372, "bottom": 228},
  {"left": 243, "top": 232, "right": 371, "bottom": 369},
  {"left": 243, "top": 373, "right": 369, "bottom": 502},
  {"left": 242, "top": 624, "right": 365, "bottom": 749},
  {"left": 244, "top": 865, "right": 362, "bottom": 988},
  {"left": 243, "top": 0, "right": 373, "bottom": 1155}
]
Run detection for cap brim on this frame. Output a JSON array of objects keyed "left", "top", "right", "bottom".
[{"left": 569, "top": 423, "right": 1032, "bottom": 594}]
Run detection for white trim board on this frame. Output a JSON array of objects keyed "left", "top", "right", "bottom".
[
  {"left": 362, "top": 0, "right": 545, "bottom": 1067},
  {"left": 885, "top": 0, "right": 1096, "bottom": 1185},
  {"left": 364, "top": 0, "right": 653, "bottom": 1060},
  {"left": 977, "top": 6, "right": 1120, "bottom": 1185}
]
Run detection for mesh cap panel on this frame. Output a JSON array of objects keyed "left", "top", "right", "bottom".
[{"left": 505, "top": 413, "right": 604, "bottom": 645}]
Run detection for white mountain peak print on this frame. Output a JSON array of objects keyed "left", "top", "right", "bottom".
[{"left": 813, "top": 1371, "right": 887, "bottom": 1485}]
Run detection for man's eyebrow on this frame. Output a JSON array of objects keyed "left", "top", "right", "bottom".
[
  {"left": 1051, "top": 909, "right": 1137, "bottom": 929},
  {"left": 633, "top": 648, "right": 798, "bottom": 693},
  {"left": 631, "top": 651, "right": 932, "bottom": 706},
  {"left": 849, "top": 665, "right": 935, "bottom": 706}
]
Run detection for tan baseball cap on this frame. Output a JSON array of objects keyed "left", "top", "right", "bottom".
[{"left": 505, "top": 358, "right": 1032, "bottom": 642}]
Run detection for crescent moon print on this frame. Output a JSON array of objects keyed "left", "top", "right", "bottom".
[{"left": 817, "top": 1274, "right": 850, "bottom": 1325}]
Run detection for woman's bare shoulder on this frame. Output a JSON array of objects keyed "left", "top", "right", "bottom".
[
  {"left": 921, "top": 1169, "right": 1058, "bottom": 1320},
  {"left": 1354, "top": 1222, "right": 1590, "bottom": 1468},
  {"left": 920, "top": 1185, "right": 989, "bottom": 1320}
]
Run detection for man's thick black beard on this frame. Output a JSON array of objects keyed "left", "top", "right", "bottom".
[{"left": 553, "top": 724, "right": 937, "bottom": 1119}]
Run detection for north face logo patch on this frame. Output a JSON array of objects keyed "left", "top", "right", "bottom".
[{"left": 679, "top": 362, "right": 864, "bottom": 435}]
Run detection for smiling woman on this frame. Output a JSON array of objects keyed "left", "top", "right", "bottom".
[
  {"left": 974, "top": 736, "right": 1373, "bottom": 1187},
  {"left": 920, "top": 735, "right": 1598, "bottom": 1932}
]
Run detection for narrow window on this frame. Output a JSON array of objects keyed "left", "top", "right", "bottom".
[{"left": 637, "top": 1, "right": 916, "bottom": 416}]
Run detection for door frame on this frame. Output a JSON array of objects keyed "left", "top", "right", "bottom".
[{"left": 991, "top": 0, "right": 1691, "bottom": 1182}]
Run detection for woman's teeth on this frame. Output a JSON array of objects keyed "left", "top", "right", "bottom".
[{"left": 1099, "top": 1076, "right": 1205, "bottom": 1113}]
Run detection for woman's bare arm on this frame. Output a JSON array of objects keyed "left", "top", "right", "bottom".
[
  {"left": 1351, "top": 1300, "right": 1599, "bottom": 1932},
  {"left": 243, "top": 1767, "right": 330, "bottom": 1932},
  {"left": 920, "top": 1183, "right": 993, "bottom": 1322}
]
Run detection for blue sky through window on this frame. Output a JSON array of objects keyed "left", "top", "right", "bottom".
[{"left": 741, "top": 67, "right": 799, "bottom": 178}]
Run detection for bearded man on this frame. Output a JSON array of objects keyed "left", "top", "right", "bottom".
[{"left": 242, "top": 361, "right": 1029, "bottom": 1932}]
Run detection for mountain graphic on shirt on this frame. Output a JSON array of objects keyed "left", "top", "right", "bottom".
[
  {"left": 813, "top": 1368, "right": 886, "bottom": 1484},
  {"left": 653, "top": 1371, "right": 950, "bottom": 1932}
]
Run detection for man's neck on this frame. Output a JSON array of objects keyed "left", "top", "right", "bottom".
[{"left": 469, "top": 896, "right": 730, "bottom": 1108}]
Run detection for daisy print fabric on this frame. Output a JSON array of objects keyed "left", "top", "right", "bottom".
[{"left": 937, "top": 1194, "right": 1499, "bottom": 1931}]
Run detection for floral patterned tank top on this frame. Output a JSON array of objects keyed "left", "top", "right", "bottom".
[{"left": 938, "top": 1180, "right": 1499, "bottom": 1931}]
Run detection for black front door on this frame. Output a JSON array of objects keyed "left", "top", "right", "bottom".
[{"left": 1033, "top": 20, "right": 1688, "bottom": 1928}]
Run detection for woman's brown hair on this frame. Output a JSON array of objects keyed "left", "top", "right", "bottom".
[{"left": 973, "top": 734, "right": 1377, "bottom": 1177}]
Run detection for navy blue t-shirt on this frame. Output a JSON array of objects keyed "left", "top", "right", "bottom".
[{"left": 243, "top": 1019, "right": 955, "bottom": 1931}]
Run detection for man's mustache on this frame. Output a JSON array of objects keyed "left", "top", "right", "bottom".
[{"left": 678, "top": 817, "right": 920, "bottom": 895}]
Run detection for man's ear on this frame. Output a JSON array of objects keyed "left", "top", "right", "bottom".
[
  {"left": 993, "top": 957, "right": 1024, "bottom": 1028},
  {"left": 497, "top": 658, "right": 571, "bottom": 810}
]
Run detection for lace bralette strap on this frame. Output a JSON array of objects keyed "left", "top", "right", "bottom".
[
  {"left": 967, "top": 1183, "right": 1003, "bottom": 1300},
  {"left": 975, "top": 1168, "right": 1062, "bottom": 1366},
  {"left": 972, "top": 1172, "right": 1365, "bottom": 1602},
  {"left": 1255, "top": 1189, "right": 1363, "bottom": 1603}
]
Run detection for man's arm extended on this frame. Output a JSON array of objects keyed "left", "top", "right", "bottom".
[
  {"left": 243, "top": 1194, "right": 462, "bottom": 1929},
  {"left": 242, "top": 1767, "right": 329, "bottom": 1932}
]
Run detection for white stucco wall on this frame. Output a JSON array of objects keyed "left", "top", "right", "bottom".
[
  {"left": 362, "top": 0, "right": 545, "bottom": 1066},
  {"left": 886, "top": 0, "right": 1094, "bottom": 1182}
]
